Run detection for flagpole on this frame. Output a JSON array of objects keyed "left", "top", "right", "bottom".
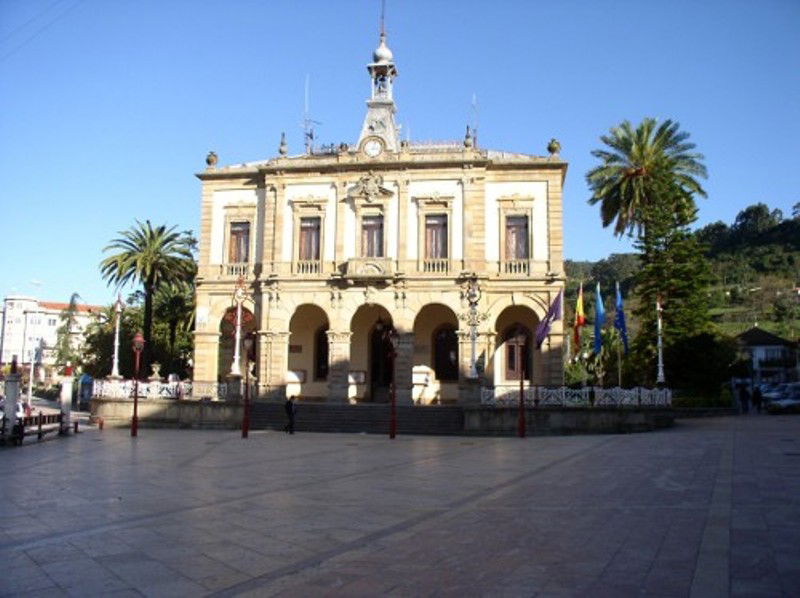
[
  {"left": 617, "top": 343, "right": 622, "bottom": 387},
  {"left": 656, "top": 297, "right": 665, "bottom": 385}
]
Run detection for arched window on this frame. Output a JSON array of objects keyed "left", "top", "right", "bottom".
[
  {"left": 504, "top": 326, "right": 531, "bottom": 381},
  {"left": 314, "top": 326, "right": 329, "bottom": 380},
  {"left": 433, "top": 326, "right": 458, "bottom": 382}
]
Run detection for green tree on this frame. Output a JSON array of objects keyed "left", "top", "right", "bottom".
[
  {"left": 153, "top": 281, "right": 195, "bottom": 374},
  {"left": 54, "top": 292, "right": 82, "bottom": 371},
  {"left": 99, "top": 221, "right": 196, "bottom": 369},
  {"left": 587, "top": 118, "right": 710, "bottom": 387}
]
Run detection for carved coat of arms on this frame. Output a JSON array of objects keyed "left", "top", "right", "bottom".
[{"left": 348, "top": 171, "right": 393, "bottom": 203}]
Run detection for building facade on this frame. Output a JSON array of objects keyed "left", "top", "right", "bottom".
[
  {"left": 0, "top": 295, "right": 102, "bottom": 381},
  {"left": 192, "top": 33, "right": 567, "bottom": 404}
]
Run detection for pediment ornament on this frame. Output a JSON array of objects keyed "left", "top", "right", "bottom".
[{"left": 348, "top": 171, "right": 393, "bottom": 203}]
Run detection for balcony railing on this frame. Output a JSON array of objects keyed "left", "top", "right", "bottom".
[
  {"left": 502, "top": 259, "right": 530, "bottom": 275},
  {"left": 295, "top": 260, "right": 322, "bottom": 275},
  {"left": 222, "top": 262, "right": 251, "bottom": 277},
  {"left": 422, "top": 258, "right": 450, "bottom": 274}
]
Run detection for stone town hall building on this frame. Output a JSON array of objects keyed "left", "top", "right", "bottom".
[{"left": 192, "top": 32, "right": 567, "bottom": 404}]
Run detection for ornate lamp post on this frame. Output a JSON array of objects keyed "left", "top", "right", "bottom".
[
  {"left": 241, "top": 332, "right": 256, "bottom": 439},
  {"left": 131, "top": 331, "right": 145, "bottom": 437},
  {"left": 466, "top": 278, "right": 482, "bottom": 378},
  {"left": 229, "top": 277, "right": 248, "bottom": 378},
  {"left": 110, "top": 295, "right": 123, "bottom": 379}
]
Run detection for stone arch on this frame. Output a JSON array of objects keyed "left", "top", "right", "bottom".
[
  {"left": 490, "top": 305, "right": 541, "bottom": 388},
  {"left": 350, "top": 303, "right": 395, "bottom": 402},
  {"left": 412, "top": 303, "right": 460, "bottom": 404},
  {"left": 217, "top": 305, "right": 256, "bottom": 383},
  {"left": 287, "top": 304, "right": 330, "bottom": 400}
]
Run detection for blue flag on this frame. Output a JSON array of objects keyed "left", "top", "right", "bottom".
[
  {"left": 614, "top": 281, "right": 629, "bottom": 354},
  {"left": 594, "top": 282, "right": 605, "bottom": 354}
]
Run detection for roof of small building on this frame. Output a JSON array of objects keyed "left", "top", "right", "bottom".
[
  {"left": 39, "top": 302, "right": 103, "bottom": 314},
  {"left": 737, "top": 326, "right": 796, "bottom": 348}
]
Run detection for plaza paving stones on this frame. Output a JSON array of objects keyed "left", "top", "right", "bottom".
[{"left": 1, "top": 416, "right": 798, "bottom": 597}]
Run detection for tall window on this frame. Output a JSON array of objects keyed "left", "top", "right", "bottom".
[
  {"left": 505, "top": 216, "right": 529, "bottom": 260},
  {"left": 362, "top": 215, "right": 384, "bottom": 257},
  {"left": 425, "top": 215, "right": 448, "bottom": 259},
  {"left": 433, "top": 326, "right": 458, "bottom": 381},
  {"left": 299, "top": 217, "right": 321, "bottom": 261},
  {"left": 229, "top": 221, "right": 250, "bottom": 263},
  {"left": 314, "top": 326, "right": 329, "bottom": 380}
]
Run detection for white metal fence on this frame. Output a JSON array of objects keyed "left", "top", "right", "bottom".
[
  {"left": 480, "top": 386, "right": 671, "bottom": 407},
  {"left": 92, "top": 379, "right": 228, "bottom": 400}
]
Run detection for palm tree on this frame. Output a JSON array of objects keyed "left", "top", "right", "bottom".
[
  {"left": 100, "top": 220, "right": 196, "bottom": 367},
  {"left": 586, "top": 118, "right": 707, "bottom": 236}
]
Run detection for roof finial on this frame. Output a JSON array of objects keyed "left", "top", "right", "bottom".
[
  {"left": 380, "top": 0, "right": 386, "bottom": 37},
  {"left": 464, "top": 125, "right": 474, "bottom": 148},
  {"left": 279, "top": 132, "right": 287, "bottom": 156}
]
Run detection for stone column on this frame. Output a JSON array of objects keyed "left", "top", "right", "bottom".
[
  {"left": 335, "top": 181, "right": 348, "bottom": 263},
  {"left": 326, "top": 331, "right": 352, "bottom": 404},
  {"left": 192, "top": 331, "right": 220, "bottom": 387},
  {"left": 394, "top": 333, "right": 414, "bottom": 405},
  {"left": 461, "top": 175, "right": 485, "bottom": 272},
  {"left": 257, "top": 330, "right": 289, "bottom": 401},
  {"left": 60, "top": 374, "right": 73, "bottom": 433},
  {"left": 396, "top": 178, "right": 409, "bottom": 271},
  {"left": 456, "top": 330, "right": 480, "bottom": 405}
]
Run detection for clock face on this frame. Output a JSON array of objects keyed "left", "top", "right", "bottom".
[{"left": 363, "top": 138, "right": 383, "bottom": 157}]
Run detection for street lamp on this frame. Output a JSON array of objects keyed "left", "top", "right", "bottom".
[
  {"left": 241, "top": 332, "right": 256, "bottom": 439},
  {"left": 110, "top": 295, "right": 123, "bottom": 379},
  {"left": 656, "top": 296, "right": 665, "bottom": 386},
  {"left": 466, "top": 278, "right": 482, "bottom": 378},
  {"left": 229, "top": 277, "right": 248, "bottom": 378},
  {"left": 377, "top": 319, "right": 399, "bottom": 439},
  {"left": 131, "top": 331, "right": 145, "bottom": 437}
]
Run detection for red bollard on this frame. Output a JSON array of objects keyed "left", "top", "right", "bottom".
[{"left": 99, "top": 418, "right": 104, "bottom": 431}]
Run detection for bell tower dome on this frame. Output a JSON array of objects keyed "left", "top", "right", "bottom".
[{"left": 357, "top": 30, "right": 400, "bottom": 155}]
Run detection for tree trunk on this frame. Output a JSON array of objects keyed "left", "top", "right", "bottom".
[{"left": 143, "top": 280, "right": 154, "bottom": 373}]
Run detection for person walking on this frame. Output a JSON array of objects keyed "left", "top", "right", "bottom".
[
  {"left": 740, "top": 385, "right": 750, "bottom": 414},
  {"left": 752, "top": 386, "right": 763, "bottom": 414},
  {"left": 284, "top": 396, "right": 297, "bottom": 434}
]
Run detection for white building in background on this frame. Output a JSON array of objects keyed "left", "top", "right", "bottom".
[{"left": 0, "top": 295, "right": 102, "bottom": 381}]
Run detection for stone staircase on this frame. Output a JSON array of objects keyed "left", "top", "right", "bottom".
[{"left": 250, "top": 402, "right": 465, "bottom": 435}]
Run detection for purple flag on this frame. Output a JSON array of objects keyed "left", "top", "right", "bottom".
[{"left": 535, "top": 290, "right": 563, "bottom": 349}]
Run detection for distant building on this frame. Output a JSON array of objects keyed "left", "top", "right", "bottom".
[
  {"left": 0, "top": 295, "right": 102, "bottom": 382},
  {"left": 736, "top": 327, "right": 798, "bottom": 383},
  {"left": 192, "top": 30, "right": 567, "bottom": 403}
]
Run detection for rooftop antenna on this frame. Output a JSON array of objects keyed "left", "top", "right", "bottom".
[
  {"left": 471, "top": 92, "right": 479, "bottom": 147},
  {"left": 302, "top": 74, "right": 321, "bottom": 154}
]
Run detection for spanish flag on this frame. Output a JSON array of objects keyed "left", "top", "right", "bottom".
[{"left": 573, "top": 283, "right": 586, "bottom": 352}]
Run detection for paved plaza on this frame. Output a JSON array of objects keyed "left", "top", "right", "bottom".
[{"left": 1, "top": 416, "right": 799, "bottom": 597}]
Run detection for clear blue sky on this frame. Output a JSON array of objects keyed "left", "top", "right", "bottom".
[{"left": 1, "top": 0, "right": 798, "bottom": 306}]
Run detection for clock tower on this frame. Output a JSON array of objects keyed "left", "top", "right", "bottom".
[{"left": 357, "top": 31, "right": 400, "bottom": 156}]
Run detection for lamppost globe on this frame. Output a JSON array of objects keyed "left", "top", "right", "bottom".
[{"left": 132, "top": 332, "right": 145, "bottom": 354}]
